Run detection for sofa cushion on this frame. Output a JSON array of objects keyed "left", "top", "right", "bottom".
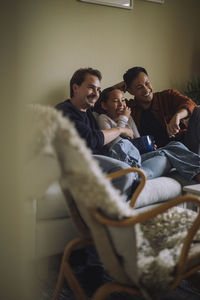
[{"left": 134, "top": 176, "right": 182, "bottom": 208}]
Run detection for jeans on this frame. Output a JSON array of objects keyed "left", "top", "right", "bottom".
[
  {"left": 108, "top": 140, "right": 200, "bottom": 182},
  {"left": 93, "top": 155, "right": 136, "bottom": 201},
  {"left": 93, "top": 153, "right": 172, "bottom": 201},
  {"left": 141, "top": 154, "right": 171, "bottom": 179},
  {"left": 141, "top": 141, "right": 200, "bottom": 181},
  {"left": 107, "top": 139, "right": 172, "bottom": 179},
  {"left": 154, "top": 141, "right": 200, "bottom": 181}
]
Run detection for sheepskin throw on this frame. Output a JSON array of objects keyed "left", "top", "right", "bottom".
[{"left": 136, "top": 207, "right": 200, "bottom": 298}]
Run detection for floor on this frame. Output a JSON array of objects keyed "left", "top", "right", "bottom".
[{"left": 38, "top": 246, "right": 200, "bottom": 300}]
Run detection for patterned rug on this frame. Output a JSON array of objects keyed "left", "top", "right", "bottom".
[{"left": 38, "top": 245, "right": 200, "bottom": 300}]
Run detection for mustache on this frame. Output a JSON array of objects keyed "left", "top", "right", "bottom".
[{"left": 87, "top": 94, "right": 97, "bottom": 99}]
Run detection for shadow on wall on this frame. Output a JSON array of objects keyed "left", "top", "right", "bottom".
[{"left": 44, "top": 84, "right": 70, "bottom": 107}]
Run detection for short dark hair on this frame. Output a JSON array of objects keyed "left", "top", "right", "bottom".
[
  {"left": 70, "top": 67, "right": 102, "bottom": 97},
  {"left": 93, "top": 87, "right": 119, "bottom": 114},
  {"left": 123, "top": 67, "right": 148, "bottom": 88}
]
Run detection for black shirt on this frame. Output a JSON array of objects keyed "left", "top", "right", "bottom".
[
  {"left": 56, "top": 100, "right": 104, "bottom": 153},
  {"left": 140, "top": 109, "right": 171, "bottom": 148}
]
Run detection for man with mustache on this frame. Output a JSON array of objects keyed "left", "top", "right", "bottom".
[
  {"left": 115, "top": 66, "right": 200, "bottom": 154},
  {"left": 56, "top": 68, "right": 134, "bottom": 153}
]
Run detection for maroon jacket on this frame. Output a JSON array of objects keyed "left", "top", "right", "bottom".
[{"left": 129, "top": 89, "right": 196, "bottom": 140}]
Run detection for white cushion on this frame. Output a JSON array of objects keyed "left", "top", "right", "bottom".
[{"left": 135, "top": 177, "right": 182, "bottom": 208}]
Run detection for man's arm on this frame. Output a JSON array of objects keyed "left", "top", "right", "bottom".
[
  {"left": 162, "top": 89, "right": 196, "bottom": 138},
  {"left": 112, "top": 81, "right": 126, "bottom": 92},
  {"left": 73, "top": 118, "right": 133, "bottom": 148},
  {"left": 72, "top": 118, "right": 105, "bottom": 150},
  {"left": 56, "top": 102, "right": 105, "bottom": 152},
  {"left": 102, "top": 127, "right": 134, "bottom": 145},
  {"left": 167, "top": 108, "right": 189, "bottom": 137},
  {"left": 97, "top": 114, "right": 134, "bottom": 144}
]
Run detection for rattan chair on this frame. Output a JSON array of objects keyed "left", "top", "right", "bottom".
[{"left": 53, "top": 184, "right": 200, "bottom": 300}]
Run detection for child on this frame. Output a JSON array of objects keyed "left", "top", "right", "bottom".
[
  {"left": 93, "top": 87, "right": 200, "bottom": 182},
  {"left": 97, "top": 88, "right": 140, "bottom": 139}
]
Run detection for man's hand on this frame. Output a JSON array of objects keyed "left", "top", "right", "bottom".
[
  {"left": 120, "top": 127, "right": 134, "bottom": 139},
  {"left": 167, "top": 109, "right": 189, "bottom": 138},
  {"left": 167, "top": 113, "right": 181, "bottom": 137},
  {"left": 112, "top": 81, "right": 127, "bottom": 92}
]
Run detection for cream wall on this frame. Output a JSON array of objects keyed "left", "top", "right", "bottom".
[
  {"left": 1, "top": 1, "right": 200, "bottom": 298},
  {"left": 18, "top": 0, "right": 200, "bottom": 106}
]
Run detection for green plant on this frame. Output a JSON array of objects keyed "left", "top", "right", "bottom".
[{"left": 184, "top": 77, "right": 200, "bottom": 105}]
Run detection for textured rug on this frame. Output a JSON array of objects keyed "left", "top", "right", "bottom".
[{"left": 38, "top": 246, "right": 200, "bottom": 300}]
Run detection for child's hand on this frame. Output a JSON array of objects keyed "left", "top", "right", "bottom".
[{"left": 121, "top": 107, "right": 131, "bottom": 118}]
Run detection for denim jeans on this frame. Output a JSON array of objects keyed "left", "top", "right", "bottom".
[
  {"left": 93, "top": 155, "right": 136, "bottom": 201},
  {"left": 108, "top": 140, "right": 200, "bottom": 182},
  {"left": 93, "top": 152, "right": 172, "bottom": 201},
  {"left": 152, "top": 141, "right": 200, "bottom": 181}
]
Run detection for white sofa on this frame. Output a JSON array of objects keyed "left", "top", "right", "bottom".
[{"left": 35, "top": 181, "right": 79, "bottom": 258}]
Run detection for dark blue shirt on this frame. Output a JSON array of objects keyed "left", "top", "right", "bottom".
[
  {"left": 56, "top": 100, "right": 104, "bottom": 153},
  {"left": 140, "top": 108, "right": 171, "bottom": 148}
]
